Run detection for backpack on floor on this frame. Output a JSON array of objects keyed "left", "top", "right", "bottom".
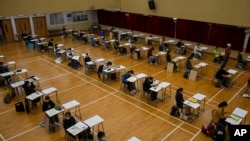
[
  {"left": 170, "top": 105, "right": 180, "bottom": 117},
  {"left": 71, "top": 60, "right": 78, "bottom": 69},
  {"left": 15, "top": 102, "right": 25, "bottom": 112},
  {"left": 4, "top": 94, "right": 11, "bottom": 104},
  {"left": 201, "top": 123, "right": 216, "bottom": 137}
]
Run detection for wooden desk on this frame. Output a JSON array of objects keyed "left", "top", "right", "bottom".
[
  {"left": 172, "top": 56, "right": 186, "bottom": 69},
  {"left": 44, "top": 108, "right": 64, "bottom": 132},
  {"left": 227, "top": 69, "right": 238, "bottom": 87},
  {"left": 62, "top": 100, "right": 82, "bottom": 120},
  {"left": 66, "top": 122, "right": 89, "bottom": 141},
  {"left": 26, "top": 92, "right": 43, "bottom": 112},
  {"left": 183, "top": 98, "right": 201, "bottom": 120},
  {"left": 10, "top": 81, "right": 25, "bottom": 97},
  {"left": 42, "top": 87, "right": 60, "bottom": 104},
  {"left": 25, "top": 76, "right": 41, "bottom": 91},
  {"left": 14, "top": 69, "right": 28, "bottom": 78},
  {"left": 135, "top": 73, "right": 147, "bottom": 92},
  {"left": 84, "top": 115, "right": 104, "bottom": 140},
  {"left": 192, "top": 93, "right": 206, "bottom": 114},
  {"left": 225, "top": 107, "right": 248, "bottom": 125},
  {"left": 5, "top": 61, "right": 16, "bottom": 70},
  {"left": 194, "top": 62, "right": 208, "bottom": 77}
]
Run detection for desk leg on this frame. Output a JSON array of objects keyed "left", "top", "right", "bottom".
[{"left": 55, "top": 91, "right": 60, "bottom": 104}]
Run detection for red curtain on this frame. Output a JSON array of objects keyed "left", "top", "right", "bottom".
[
  {"left": 97, "top": 10, "right": 249, "bottom": 52},
  {"left": 208, "top": 24, "right": 245, "bottom": 50},
  {"left": 176, "top": 19, "right": 210, "bottom": 44}
]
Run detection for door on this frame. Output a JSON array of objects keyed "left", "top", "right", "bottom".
[
  {"left": 15, "top": 18, "right": 31, "bottom": 36},
  {"left": 33, "top": 17, "right": 47, "bottom": 37},
  {"left": 2, "top": 19, "right": 14, "bottom": 42}
]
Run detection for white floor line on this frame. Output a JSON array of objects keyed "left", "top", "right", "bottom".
[
  {"left": 228, "top": 83, "right": 247, "bottom": 103},
  {"left": 6, "top": 126, "right": 40, "bottom": 141},
  {"left": 4, "top": 53, "right": 246, "bottom": 140},
  {"left": 160, "top": 122, "right": 186, "bottom": 141}
]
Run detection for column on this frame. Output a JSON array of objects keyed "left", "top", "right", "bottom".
[
  {"left": 243, "top": 28, "right": 250, "bottom": 53},
  {"left": 10, "top": 16, "right": 18, "bottom": 41},
  {"left": 29, "top": 15, "right": 35, "bottom": 35}
]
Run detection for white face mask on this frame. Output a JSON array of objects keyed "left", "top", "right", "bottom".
[
  {"left": 45, "top": 100, "right": 49, "bottom": 102},
  {"left": 65, "top": 117, "right": 70, "bottom": 120}
]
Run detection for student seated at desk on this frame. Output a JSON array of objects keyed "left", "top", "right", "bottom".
[
  {"left": 165, "top": 50, "right": 178, "bottom": 71},
  {"left": 23, "top": 81, "right": 40, "bottom": 110},
  {"left": 213, "top": 47, "right": 223, "bottom": 63},
  {"left": 215, "top": 66, "right": 230, "bottom": 88},
  {"left": 176, "top": 40, "right": 184, "bottom": 54},
  {"left": 101, "top": 37, "right": 110, "bottom": 50},
  {"left": 62, "top": 26, "right": 67, "bottom": 38},
  {"left": 147, "top": 47, "right": 156, "bottom": 65},
  {"left": 84, "top": 53, "right": 96, "bottom": 71},
  {"left": 63, "top": 111, "right": 93, "bottom": 139},
  {"left": 236, "top": 51, "right": 247, "bottom": 70},
  {"left": 90, "top": 36, "right": 99, "bottom": 47},
  {"left": 143, "top": 77, "right": 157, "bottom": 101},
  {"left": 159, "top": 36, "right": 165, "bottom": 51},
  {"left": 0, "top": 62, "right": 10, "bottom": 84},
  {"left": 193, "top": 43, "right": 202, "bottom": 59},
  {"left": 54, "top": 44, "right": 61, "bottom": 58},
  {"left": 129, "top": 43, "right": 136, "bottom": 57},
  {"left": 63, "top": 111, "right": 76, "bottom": 138},
  {"left": 184, "top": 58, "right": 193, "bottom": 79},
  {"left": 121, "top": 70, "right": 136, "bottom": 94},
  {"left": 113, "top": 37, "right": 120, "bottom": 53},
  {"left": 38, "top": 39, "right": 45, "bottom": 52},
  {"left": 48, "top": 39, "right": 54, "bottom": 49},
  {"left": 64, "top": 111, "right": 92, "bottom": 139},
  {"left": 102, "top": 61, "right": 116, "bottom": 80},
  {"left": 42, "top": 96, "right": 60, "bottom": 127},
  {"left": 67, "top": 48, "right": 82, "bottom": 68}
]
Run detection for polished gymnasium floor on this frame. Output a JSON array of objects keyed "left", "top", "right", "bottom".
[{"left": 0, "top": 34, "right": 249, "bottom": 141}]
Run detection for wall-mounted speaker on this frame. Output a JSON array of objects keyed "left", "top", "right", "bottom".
[{"left": 148, "top": 0, "right": 155, "bottom": 10}]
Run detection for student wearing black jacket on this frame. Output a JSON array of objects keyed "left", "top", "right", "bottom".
[
  {"left": 63, "top": 111, "right": 76, "bottom": 137},
  {"left": 42, "top": 96, "right": 60, "bottom": 126}
]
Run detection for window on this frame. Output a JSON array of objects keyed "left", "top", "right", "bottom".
[
  {"left": 49, "top": 13, "right": 64, "bottom": 25},
  {"left": 72, "top": 12, "right": 88, "bottom": 22},
  {"left": 47, "top": 11, "right": 90, "bottom": 26}
]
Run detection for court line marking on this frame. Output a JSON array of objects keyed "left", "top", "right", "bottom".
[
  {"left": 160, "top": 122, "right": 184, "bottom": 141},
  {"left": 2, "top": 48, "right": 247, "bottom": 140},
  {"left": 4, "top": 56, "right": 199, "bottom": 140}
]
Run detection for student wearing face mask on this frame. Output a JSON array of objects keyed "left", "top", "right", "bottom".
[
  {"left": 63, "top": 111, "right": 76, "bottom": 138},
  {"left": 42, "top": 96, "right": 60, "bottom": 126},
  {"left": 97, "top": 131, "right": 107, "bottom": 141}
]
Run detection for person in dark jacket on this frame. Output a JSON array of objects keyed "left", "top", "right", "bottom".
[
  {"left": 121, "top": 70, "right": 136, "bottom": 93},
  {"left": 23, "top": 81, "right": 40, "bottom": 108},
  {"left": 0, "top": 62, "right": 11, "bottom": 84},
  {"left": 42, "top": 96, "right": 60, "bottom": 126},
  {"left": 63, "top": 111, "right": 76, "bottom": 137},
  {"left": 184, "top": 58, "right": 193, "bottom": 78},
  {"left": 166, "top": 50, "right": 177, "bottom": 71},
  {"left": 215, "top": 66, "right": 230, "bottom": 87},
  {"left": 143, "top": 76, "right": 157, "bottom": 101},
  {"left": 175, "top": 88, "right": 184, "bottom": 109}
]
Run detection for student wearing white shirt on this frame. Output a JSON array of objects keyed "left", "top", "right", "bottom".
[{"left": 193, "top": 43, "right": 202, "bottom": 59}]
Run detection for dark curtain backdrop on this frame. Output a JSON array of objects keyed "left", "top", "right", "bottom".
[{"left": 97, "top": 10, "right": 249, "bottom": 52}]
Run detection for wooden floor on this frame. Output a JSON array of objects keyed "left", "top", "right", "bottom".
[{"left": 0, "top": 35, "right": 249, "bottom": 141}]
